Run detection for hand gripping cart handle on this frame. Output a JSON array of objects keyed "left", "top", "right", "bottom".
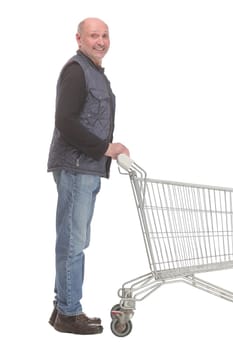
[{"left": 110, "top": 154, "right": 233, "bottom": 337}]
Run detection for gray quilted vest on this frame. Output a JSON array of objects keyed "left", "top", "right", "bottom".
[{"left": 47, "top": 51, "right": 115, "bottom": 178}]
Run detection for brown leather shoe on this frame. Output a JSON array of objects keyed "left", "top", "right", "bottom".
[
  {"left": 49, "top": 306, "right": 57, "bottom": 326},
  {"left": 53, "top": 312, "right": 103, "bottom": 335},
  {"left": 49, "top": 306, "right": 101, "bottom": 326}
]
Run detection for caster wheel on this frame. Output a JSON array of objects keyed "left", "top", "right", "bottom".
[
  {"left": 110, "top": 304, "right": 121, "bottom": 319},
  {"left": 110, "top": 318, "right": 133, "bottom": 337}
]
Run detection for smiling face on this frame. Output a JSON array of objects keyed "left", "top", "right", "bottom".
[{"left": 76, "top": 18, "right": 110, "bottom": 66}]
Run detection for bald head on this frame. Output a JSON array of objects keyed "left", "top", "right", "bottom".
[
  {"left": 76, "top": 17, "right": 110, "bottom": 66},
  {"left": 77, "top": 17, "right": 109, "bottom": 35}
]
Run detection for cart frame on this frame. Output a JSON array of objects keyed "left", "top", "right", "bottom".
[{"left": 110, "top": 154, "right": 233, "bottom": 337}]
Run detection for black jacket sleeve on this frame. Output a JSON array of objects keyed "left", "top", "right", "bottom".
[{"left": 55, "top": 62, "right": 109, "bottom": 160}]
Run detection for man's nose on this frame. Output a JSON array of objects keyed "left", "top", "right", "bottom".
[{"left": 97, "top": 37, "right": 104, "bottom": 45}]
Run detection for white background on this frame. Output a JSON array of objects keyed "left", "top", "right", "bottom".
[{"left": 1, "top": 0, "right": 233, "bottom": 348}]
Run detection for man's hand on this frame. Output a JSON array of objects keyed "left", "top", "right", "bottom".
[{"left": 104, "top": 143, "right": 130, "bottom": 159}]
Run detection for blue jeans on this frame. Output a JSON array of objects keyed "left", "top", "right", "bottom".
[{"left": 53, "top": 170, "right": 101, "bottom": 316}]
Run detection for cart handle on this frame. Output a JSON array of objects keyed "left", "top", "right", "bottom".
[{"left": 117, "top": 154, "right": 134, "bottom": 172}]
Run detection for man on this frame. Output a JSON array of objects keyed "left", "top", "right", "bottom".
[{"left": 47, "top": 17, "right": 129, "bottom": 335}]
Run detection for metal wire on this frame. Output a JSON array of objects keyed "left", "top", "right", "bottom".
[{"left": 131, "top": 176, "right": 233, "bottom": 277}]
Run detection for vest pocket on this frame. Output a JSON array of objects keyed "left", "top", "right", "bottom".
[{"left": 87, "top": 89, "right": 110, "bottom": 117}]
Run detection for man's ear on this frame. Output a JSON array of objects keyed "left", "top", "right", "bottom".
[{"left": 76, "top": 33, "right": 81, "bottom": 46}]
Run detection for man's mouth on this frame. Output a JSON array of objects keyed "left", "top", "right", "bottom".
[{"left": 94, "top": 47, "right": 105, "bottom": 52}]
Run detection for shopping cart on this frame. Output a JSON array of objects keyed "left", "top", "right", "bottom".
[{"left": 110, "top": 154, "right": 233, "bottom": 337}]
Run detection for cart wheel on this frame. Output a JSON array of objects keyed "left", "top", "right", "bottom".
[
  {"left": 110, "top": 318, "right": 133, "bottom": 337},
  {"left": 110, "top": 304, "right": 121, "bottom": 319}
]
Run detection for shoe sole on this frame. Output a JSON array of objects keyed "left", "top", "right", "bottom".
[{"left": 54, "top": 325, "right": 103, "bottom": 335}]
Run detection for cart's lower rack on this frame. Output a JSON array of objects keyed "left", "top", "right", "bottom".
[{"left": 117, "top": 268, "right": 233, "bottom": 307}]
